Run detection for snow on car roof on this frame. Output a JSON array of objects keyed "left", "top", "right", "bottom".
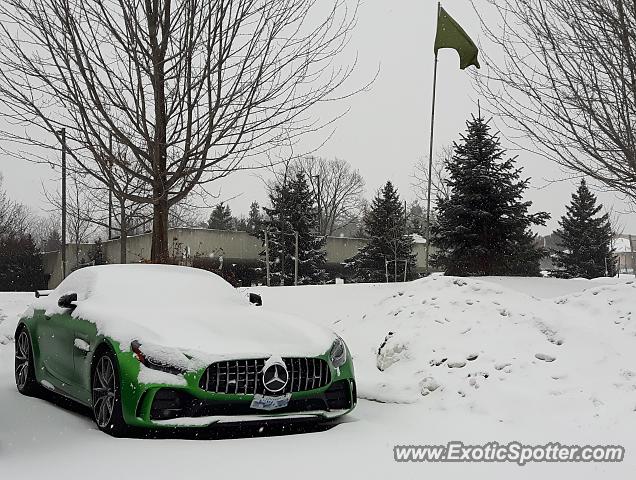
[
  {"left": 34, "top": 264, "right": 334, "bottom": 359},
  {"left": 50, "top": 264, "right": 241, "bottom": 304}
]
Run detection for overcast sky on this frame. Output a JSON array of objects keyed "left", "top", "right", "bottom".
[{"left": 1, "top": 0, "right": 634, "bottom": 235}]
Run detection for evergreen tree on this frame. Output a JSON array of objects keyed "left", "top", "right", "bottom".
[
  {"left": 246, "top": 201, "right": 263, "bottom": 233},
  {"left": 260, "top": 172, "right": 326, "bottom": 285},
  {"left": 234, "top": 216, "right": 248, "bottom": 231},
  {"left": 346, "top": 181, "right": 417, "bottom": 282},
  {"left": 42, "top": 228, "right": 61, "bottom": 252},
  {"left": 552, "top": 179, "right": 616, "bottom": 278},
  {"left": 407, "top": 200, "right": 426, "bottom": 236},
  {"left": 207, "top": 202, "right": 234, "bottom": 230},
  {"left": 0, "top": 234, "right": 47, "bottom": 291},
  {"left": 88, "top": 238, "right": 108, "bottom": 266},
  {"left": 432, "top": 116, "right": 549, "bottom": 276}
]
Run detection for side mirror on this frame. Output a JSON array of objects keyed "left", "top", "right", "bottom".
[
  {"left": 249, "top": 293, "right": 262, "bottom": 306},
  {"left": 58, "top": 293, "right": 78, "bottom": 310}
]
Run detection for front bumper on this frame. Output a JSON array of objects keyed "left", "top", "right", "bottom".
[
  {"left": 152, "top": 409, "right": 350, "bottom": 427},
  {"left": 116, "top": 351, "right": 357, "bottom": 429}
]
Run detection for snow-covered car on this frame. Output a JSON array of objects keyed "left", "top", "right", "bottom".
[{"left": 14, "top": 265, "right": 356, "bottom": 436}]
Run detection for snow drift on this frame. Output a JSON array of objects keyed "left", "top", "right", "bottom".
[{"left": 254, "top": 275, "right": 636, "bottom": 425}]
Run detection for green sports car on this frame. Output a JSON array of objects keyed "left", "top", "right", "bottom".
[{"left": 15, "top": 264, "right": 356, "bottom": 436}]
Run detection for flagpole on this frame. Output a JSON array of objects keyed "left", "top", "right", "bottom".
[{"left": 424, "top": 3, "right": 441, "bottom": 274}]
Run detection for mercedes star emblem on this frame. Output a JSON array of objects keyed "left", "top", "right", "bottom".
[{"left": 262, "top": 358, "right": 289, "bottom": 394}]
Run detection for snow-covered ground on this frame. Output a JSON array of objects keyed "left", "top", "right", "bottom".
[{"left": 1, "top": 275, "right": 636, "bottom": 479}]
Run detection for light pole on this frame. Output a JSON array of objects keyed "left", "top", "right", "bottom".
[
  {"left": 58, "top": 128, "right": 67, "bottom": 279},
  {"left": 311, "top": 174, "right": 321, "bottom": 235},
  {"left": 264, "top": 228, "right": 271, "bottom": 287},
  {"left": 108, "top": 133, "right": 113, "bottom": 240},
  {"left": 294, "top": 230, "right": 299, "bottom": 286}
]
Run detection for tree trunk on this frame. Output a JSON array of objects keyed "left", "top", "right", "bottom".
[
  {"left": 151, "top": 195, "right": 169, "bottom": 263},
  {"left": 120, "top": 199, "right": 127, "bottom": 264}
]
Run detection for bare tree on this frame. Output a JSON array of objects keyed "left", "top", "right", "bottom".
[
  {"left": 44, "top": 169, "right": 199, "bottom": 264},
  {"left": 29, "top": 215, "right": 62, "bottom": 252},
  {"left": 44, "top": 176, "right": 100, "bottom": 265},
  {"left": 0, "top": 173, "right": 30, "bottom": 237},
  {"left": 412, "top": 145, "right": 452, "bottom": 205},
  {"left": 271, "top": 156, "right": 365, "bottom": 235},
  {"left": 0, "top": 0, "right": 359, "bottom": 262},
  {"left": 473, "top": 0, "right": 636, "bottom": 205}
]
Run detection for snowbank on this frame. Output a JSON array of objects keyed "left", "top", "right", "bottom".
[
  {"left": 254, "top": 275, "right": 636, "bottom": 424},
  {"left": 0, "top": 292, "right": 35, "bottom": 343}
]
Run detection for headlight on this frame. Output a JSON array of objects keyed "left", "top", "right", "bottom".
[
  {"left": 131, "top": 340, "right": 188, "bottom": 376},
  {"left": 330, "top": 337, "right": 347, "bottom": 368}
]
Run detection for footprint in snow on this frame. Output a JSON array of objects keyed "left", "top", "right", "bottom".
[
  {"left": 448, "top": 361, "right": 466, "bottom": 368},
  {"left": 420, "top": 377, "right": 441, "bottom": 396},
  {"left": 466, "top": 353, "right": 478, "bottom": 361},
  {"left": 535, "top": 353, "right": 556, "bottom": 362},
  {"left": 430, "top": 357, "right": 447, "bottom": 367}
]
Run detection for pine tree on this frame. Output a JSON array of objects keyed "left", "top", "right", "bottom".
[
  {"left": 407, "top": 201, "right": 426, "bottom": 236},
  {"left": 43, "top": 228, "right": 61, "bottom": 252},
  {"left": 207, "top": 202, "right": 234, "bottom": 230},
  {"left": 246, "top": 201, "right": 263, "bottom": 233},
  {"left": 0, "top": 234, "right": 47, "bottom": 291},
  {"left": 432, "top": 116, "right": 549, "bottom": 276},
  {"left": 346, "top": 181, "right": 417, "bottom": 282},
  {"left": 234, "top": 216, "right": 248, "bottom": 231},
  {"left": 552, "top": 179, "right": 616, "bottom": 278},
  {"left": 88, "top": 238, "right": 107, "bottom": 266},
  {"left": 260, "top": 172, "right": 326, "bottom": 285}
]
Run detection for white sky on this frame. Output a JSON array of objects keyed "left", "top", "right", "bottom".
[{"left": 0, "top": 0, "right": 634, "bottom": 235}]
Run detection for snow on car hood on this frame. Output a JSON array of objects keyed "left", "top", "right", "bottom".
[{"left": 34, "top": 265, "right": 336, "bottom": 360}]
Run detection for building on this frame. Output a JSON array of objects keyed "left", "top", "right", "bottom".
[
  {"left": 42, "top": 228, "right": 430, "bottom": 288},
  {"left": 538, "top": 233, "right": 635, "bottom": 275},
  {"left": 614, "top": 235, "right": 636, "bottom": 274}
]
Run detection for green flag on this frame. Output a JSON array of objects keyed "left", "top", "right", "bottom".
[{"left": 434, "top": 6, "right": 480, "bottom": 70}]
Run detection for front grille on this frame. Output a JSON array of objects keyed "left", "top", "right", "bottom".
[{"left": 200, "top": 358, "right": 331, "bottom": 395}]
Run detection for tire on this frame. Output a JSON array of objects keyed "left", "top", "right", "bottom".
[
  {"left": 15, "top": 327, "right": 41, "bottom": 396},
  {"left": 91, "top": 347, "right": 128, "bottom": 437}
]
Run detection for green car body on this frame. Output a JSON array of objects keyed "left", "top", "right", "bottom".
[{"left": 15, "top": 267, "right": 356, "bottom": 435}]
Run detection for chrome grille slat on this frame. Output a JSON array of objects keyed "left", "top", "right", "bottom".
[
  {"left": 235, "top": 360, "right": 239, "bottom": 394},
  {"left": 290, "top": 358, "right": 295, "bottom": 392},
  {"left": 200, "top": 357, "right": 331, "bottom": 394},
  {"left": 310, "top": 358, "right": 315, "bottom": 390}
]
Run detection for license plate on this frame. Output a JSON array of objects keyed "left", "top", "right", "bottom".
[{"left": 250, "top": 393, "right": 291, "bottom": 411}]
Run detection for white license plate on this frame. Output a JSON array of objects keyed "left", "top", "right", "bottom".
[{"left": 250, "top": 393, "right": 292, "bottom": 411}]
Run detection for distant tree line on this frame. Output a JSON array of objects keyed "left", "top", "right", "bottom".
[
  {"left": 0, "top": 174, "right": 47, "bottom": 291},
  {"left": 0, "top": 111, "right": 621, "bottom": 290}
]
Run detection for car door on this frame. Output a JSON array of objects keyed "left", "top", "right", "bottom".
[
  {"left": 69, "top": 317, "right": 99, "bottom": 405},
  {"left": 37, "top": 307, "right": 76, "bottom": 390}
]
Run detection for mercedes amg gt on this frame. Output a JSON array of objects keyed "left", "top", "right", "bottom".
[{"left": 15, "top": 264, "right": 356, "bottom": 436}]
